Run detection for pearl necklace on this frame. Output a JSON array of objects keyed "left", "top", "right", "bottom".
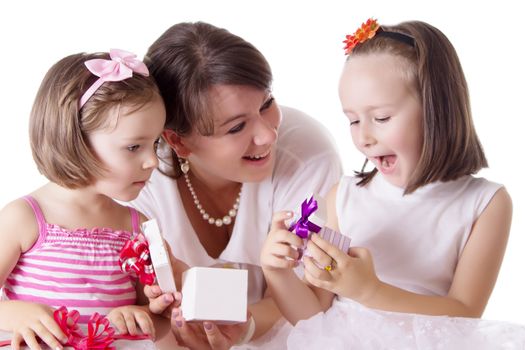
[{"left": 183, "top": 172, "right": 241, "bottom": 227}]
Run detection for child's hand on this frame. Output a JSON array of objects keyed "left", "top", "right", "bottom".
[
  {"left": 5, "top": 301, "right": 68, "bottom": 350},
  {"left": 260, "top": 211, "right": 304, "bottom": 271},
  {"left": 107, "top": 305, "right": 155, "bottom": 339},
  {"left": 144, "top": 284, "right": 182, "bottom": 318},
  {"left": 304, "top": 234, "right": 381, "bottom": 303}
]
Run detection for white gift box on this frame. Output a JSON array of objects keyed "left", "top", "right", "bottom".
[
  {"left": 181, "top": 267, "right": 247, "bottom": 323},
  {"left": 142, "top": 219, "right": 177, "bottom": 293}
]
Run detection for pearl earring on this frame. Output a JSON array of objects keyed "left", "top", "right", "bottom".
[{"left": 179, "top": 158, "right": 190, "bottom": 174}]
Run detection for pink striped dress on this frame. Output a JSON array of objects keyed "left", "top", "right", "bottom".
[{"left": 1, "top": 196, "right": 138, "bottom": 323}]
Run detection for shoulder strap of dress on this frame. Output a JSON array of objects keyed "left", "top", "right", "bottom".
[
  {"left": 22, "top": 195, "right": 47, "bottom": 231},
  {"left": 21, "top": 195, "right": 48, "bottom": 251},
  {"left": 128, "top": 207, "right": 141, "bottom": 233}
]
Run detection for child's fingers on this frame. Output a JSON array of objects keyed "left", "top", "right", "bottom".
[
  {"left": 123, "top": 312, "right": 138, "bottom": 336},
  {"left": 41, "top": 316, "right": 68, "bottom": 345},
  {"left": 109, "top": 312, "right": 128, "bottom": 335},
  {"left": 303, "top": 256, "right": 329, "bottom": 280},
  {"left": 272, "top": 243, "right": 300, "bottom": 261},
  {"left": 348, "top": 246, "right": 371, "bottom": 260},
  {"left": 270, "top": 211, "right": 294, "bottom": 233},
  {"left": 18, "top": 330, "right": 42, "bottom": 350},
  {"left": 38, "top": 333, "right": 63, "bottom": 350},
  {"left": 305, "top": 240, "right": 333, "bottom": 268},
  {"left": 10, "top": 332, "right": 24, "bottom": 350},
  {"left": 135, "top": 312, "right": 155, "bottom": 340},
  {"left": 32, "top": 322, "right": 65, "bottom": 350},
  {"left": 266, "top": 254, "right": 298, "bottom": 269},
  {"left": 310, "top": 233, "right": 348, "bottom": 262}
]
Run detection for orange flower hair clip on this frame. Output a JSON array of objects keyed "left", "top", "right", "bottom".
[{"left": 343, "top": 18, "right": 380, "bottom": 55}]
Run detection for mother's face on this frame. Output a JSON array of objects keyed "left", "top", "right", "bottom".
[{"left": 181, "top": 84, "right": 281, "bottom": 184}]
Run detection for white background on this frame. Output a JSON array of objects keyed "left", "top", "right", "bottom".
[{"left": 1, "top": 0, "right": 523, "bottom": 324}]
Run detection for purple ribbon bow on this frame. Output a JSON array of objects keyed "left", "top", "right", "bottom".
[{"left": 288, "top": 196, "right": 322, "bottom": 238}]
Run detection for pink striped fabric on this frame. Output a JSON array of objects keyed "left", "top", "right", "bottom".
[{"left": 1, "top": 196, "right": 139, "bottom": 323}]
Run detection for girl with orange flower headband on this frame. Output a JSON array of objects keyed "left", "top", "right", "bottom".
[{"left": 261, "top": 19, "right": 525, "bottom": 348}]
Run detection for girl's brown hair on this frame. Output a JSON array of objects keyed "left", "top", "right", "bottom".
[
  {"left": 30, "top": 52, "right": 159, "bottom": 188},
  {"left": 349, "top": 20, "right": 487, "bottom": 194}
]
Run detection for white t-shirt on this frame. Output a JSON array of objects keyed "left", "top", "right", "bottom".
[
  {"left": 336, "top": 173, "right": 502, "bottom": 296},
  {"left": 130, "top": 106, "right": 342, "bottom": 303}
]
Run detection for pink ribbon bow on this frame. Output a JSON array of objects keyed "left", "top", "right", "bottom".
[
  {"left": 54, "top": 306, "right": 116, "bottom": 350},
  {"left": 79, "top": 48, "right": 149, "bottom": 108},
  {"left": 119, "top": 233, "right": 156, "bottom": 285}
]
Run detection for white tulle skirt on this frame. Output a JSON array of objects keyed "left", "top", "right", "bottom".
[{"left": 243, "top": 297, "right": 525, "bottom": 350}]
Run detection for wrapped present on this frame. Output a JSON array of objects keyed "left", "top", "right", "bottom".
[
  {"left": 181, "top": 267, "right": 247, "bottom": 323},
  {"left": 288, "top": 194, "right": 351, "bottom": 261},
  {"left": 141, "top": 219, "right": 177, "bottom": 293}
]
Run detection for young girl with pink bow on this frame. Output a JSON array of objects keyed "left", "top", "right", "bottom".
[{"left": 0, "top": 49, "right": 165, "bottom": 350}]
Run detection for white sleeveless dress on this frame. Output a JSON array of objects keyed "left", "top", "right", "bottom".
[{"left": 284, "top": 174, "right": 525, "bottom": 349}]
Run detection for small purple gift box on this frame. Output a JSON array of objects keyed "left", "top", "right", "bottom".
[{"left": 288, "top": 195, "right": 351, "bottom": 261}]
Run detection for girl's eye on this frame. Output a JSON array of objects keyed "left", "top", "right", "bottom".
[
  {"left": 127, "top": 145, "right": 140, "bottom": 152},
  {"left": 260, "top": 96, "right": 275, "bottom": 112},
  {"left": 228, "top": 122, "right": 246, "bottom": 134},
  {"left": 349, "top": 120, "right": 360, "bottom": 126},
  {"left": 153, "top": 138, "right": 161, "bottom": 151},
  {"left": 375, "top": 116, "right": 391, "bottom": 123}
]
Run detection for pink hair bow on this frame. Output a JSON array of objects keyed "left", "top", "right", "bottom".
[{"left": 79, "top": 48, "right": 149, "bottom": 108}]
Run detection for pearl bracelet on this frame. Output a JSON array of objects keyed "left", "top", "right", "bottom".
[{"left": 236, "top": 315, "right": 256, "bottom": 345}]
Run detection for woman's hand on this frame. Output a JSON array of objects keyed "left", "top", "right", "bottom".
[
  {"left": 144, "top": 247, "right": 187, "bottom": 317},
  {"left": 107, "top": 305, "right": 155, "bottom": 339},
  {"left": 2, "top": 301, "right": 67, "bottom": 350},
  {"left": 260, "top": 211, "right": 303, "bottom": 271},
  {"left": 144, "top": 284, "right": 182, "bottom": 319},
  {"left": 170, "top": 309, "right": 251, "bottom": 350},
  {"left": 304, "top": 233, "right": 381, "bottom": 303}
]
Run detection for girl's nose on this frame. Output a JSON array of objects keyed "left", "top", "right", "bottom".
[
  {"left": 357, "top": 122, "right": 376, "bottom": 148},
  {"left": 143, "top": 150, "right": 159, "bottom": 170}
]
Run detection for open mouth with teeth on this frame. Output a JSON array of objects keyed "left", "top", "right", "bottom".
[
  {"left": 243, "top": 149, "right": 271, "bottom": 162},
  {"left": 374, "top": 155, "right": 397, "bottom": 173}
]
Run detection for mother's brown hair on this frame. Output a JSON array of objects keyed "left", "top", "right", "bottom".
[{"left": 145, "top": 21, "right": 273, "bottom": 178}]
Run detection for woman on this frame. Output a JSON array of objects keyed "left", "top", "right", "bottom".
[{"left": 132, "top": 21, "right": 342, "bottom": 349}]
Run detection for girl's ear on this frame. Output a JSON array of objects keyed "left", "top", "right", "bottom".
[{"left": 162, "top": 129, "right": 191, "bottom": 158}]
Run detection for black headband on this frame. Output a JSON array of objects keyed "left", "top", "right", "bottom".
[{"left": 376, "top": 28, "right": 415, "bottom": 47}]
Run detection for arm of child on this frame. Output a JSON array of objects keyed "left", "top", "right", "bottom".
[
  {"left": 0, "top": 199, "right": 68, "bottom": 350},
  {"left": 261, "top": 209, "right": 335, "bottom": 326},
  {"left": 306, "top": 187, "right": 512, "bottom": 317}
]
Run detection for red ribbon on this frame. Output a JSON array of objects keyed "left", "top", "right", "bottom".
[
  {"left": 0, "top": 307, "right": 151, "bottom": 349},
  {"left": 119, "top": 233, "right": 156, "bottom": 285},
  {"left": 54, "top": 306, "right": 115, "bottom": 349}
]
